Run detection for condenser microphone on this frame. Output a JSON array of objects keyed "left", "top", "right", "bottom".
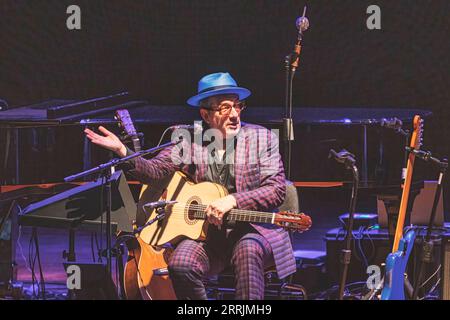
[
  {"left": 169, "top": 122, "right": 203, "bottom": 133},
  {"left": 380, "top": 117, "right": 403, "bottom": 130},
  {"left": 296, "top": 6, "right": 310, "bottom": 37}
]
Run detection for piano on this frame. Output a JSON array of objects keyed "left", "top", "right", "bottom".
[
  {"left": 0, "top": 92, "right": 434, "bottom": 234},
  {"left": 0, "top": 91, "right": 433, "bottom": 186}
]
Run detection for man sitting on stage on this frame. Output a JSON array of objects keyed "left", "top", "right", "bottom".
[{"left": 84, "top": 72, "right": 296, "bottom": 299}]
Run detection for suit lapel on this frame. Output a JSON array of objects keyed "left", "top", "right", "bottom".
[{"left": 234, "top": 127, "right": 248, "bottom": 192}]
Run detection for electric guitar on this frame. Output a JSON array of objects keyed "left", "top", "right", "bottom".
[
  {"left": 381, "top": 229, "right": 416, "bottom": 300},
  {"left": 381, "top": 115, "right": 423, "bottom": 300}
]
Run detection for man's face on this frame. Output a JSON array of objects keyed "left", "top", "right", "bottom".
[{"left": 199, "top": 94, "right": 244, "bottom": 140}]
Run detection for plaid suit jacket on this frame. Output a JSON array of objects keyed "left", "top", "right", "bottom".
[{"left": 129, "top": 123, "right": 296, "bottom": 279}]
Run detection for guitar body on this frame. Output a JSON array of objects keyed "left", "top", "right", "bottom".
[
  {"left": 140, "top": 171, "right": 227, "bottom": 246},
  {"left": 381, "top": 230, "right": 416, "bottom": 300},
  {"left": 123, "top": 174, "right": 178, "bottom": 300},
  {"left": 123, "top": 236, "right": 176, "bottom": 300}
]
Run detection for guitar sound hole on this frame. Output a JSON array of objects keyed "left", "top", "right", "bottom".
[{"left": 185, "top": 199, "right": 201, "bottom": 225}]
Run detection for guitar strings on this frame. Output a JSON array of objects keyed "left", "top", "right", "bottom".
[
  {"left": 163, "top": 205, "right": 274, "bottom": 219},
  {"left": 157, "top": 209, "right": 272, "bottom": 221},
  {"left": 168, "top": 203, "right": 304, "bottom": 217},
  {"left": 172, "top": 203, "right": 274, "bottom": 217},
  {"left": 144, "top": 204, "right": 306, "bottom": 223},
  {"left": 149, "top": 204, "right": 305, "bottom": 219},
  {"left": 180, "top": 204, "right": 305, "bottom": 220}
]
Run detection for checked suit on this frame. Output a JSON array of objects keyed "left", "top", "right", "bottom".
[{"left": 127, "top": 123, "right": 296, "bottom": 299}]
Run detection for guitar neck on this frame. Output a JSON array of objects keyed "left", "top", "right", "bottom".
[
  {"left": 392, "top": 151, "right": 416, "bottom": 252},
  {"left": 228, "top": 209, "right": 274, "bottom": 224},
  {"left": 188, "top": 205, "right": 274, "bottom": 224}
]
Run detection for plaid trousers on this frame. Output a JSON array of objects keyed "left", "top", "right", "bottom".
[{"left": 168, "top": 225, "right": 274, "bottom": 300}]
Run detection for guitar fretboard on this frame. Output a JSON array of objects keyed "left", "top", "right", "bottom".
[{"left": 179, "top": 203, "right": 274, "bottom": 224}]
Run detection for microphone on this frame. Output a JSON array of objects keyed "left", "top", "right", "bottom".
[
  {"left": 287, "top": 6, "right": 309, "bottom": 72},
  {"left": 169, "top": 124, "right": 195, "bottom": 130},
  {"left": 296, "top": 6, "right": 310, "bottom": 37},
  {"left": 143, "top": 200, "right": 177, "bottom": 211},
  {"left": 135, "top": 200, "right": 177, "bottom": 234},
  {"left": 329, "top": 149, "right": 356, "bottom": 169},
  {"left": 169, "top": 122, "right": 203, "bottom": 133},
  {"left": 380, "top": 117, "right": 403, "bottom": 130}
]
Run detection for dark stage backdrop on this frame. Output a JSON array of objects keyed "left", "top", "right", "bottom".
[{"left": 1, "top": 1, "right": 449, "bottom": 209}]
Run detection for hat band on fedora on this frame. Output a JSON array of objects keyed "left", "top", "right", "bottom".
[{"left": 198, "top": 84, "right": 238, "bottom": 94}]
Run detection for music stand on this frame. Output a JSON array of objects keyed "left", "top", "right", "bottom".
[
  {"left": 18, "top": 170, "right": 135, "bottom": 269},
  {"left": 18, "top": 170, "right": 136, "bottom": 233}
]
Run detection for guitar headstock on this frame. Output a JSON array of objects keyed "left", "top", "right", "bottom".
[
  {"left": 115, "top": 109, "right": 142, "bottom": 152},
  {"left": 115, "top": 109, "right": 137, "bottom": 137},
  {"left": 410, "top": 115, "right": 424, "bottom": 151},
  {"left": 274, "top": 211, "right": 312, "bottom": 233}
]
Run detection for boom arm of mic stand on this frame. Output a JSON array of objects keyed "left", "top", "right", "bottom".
[{"left": 64, "top": 140, "right": 181, "bottom": 182}]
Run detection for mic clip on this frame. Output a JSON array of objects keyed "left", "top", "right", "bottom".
[
  {"left": 380, "top": 117, "right": 409, "bottom": 137},
  {"left": 405, "top": 147, "right": 448, "bottom": 169},
  {"left": 135, "top": 200, "right": 177, "bottom": 235},
  {"left": 120, "top": 132, "right": 144, "bottom": 143},
  {"left": 329, "top": 149, "right": 357, "bottom": 169}
]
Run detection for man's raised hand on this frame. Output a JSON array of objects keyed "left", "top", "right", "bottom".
[{"left": 84, "top": 126, "right": 127, "bottom": 157}]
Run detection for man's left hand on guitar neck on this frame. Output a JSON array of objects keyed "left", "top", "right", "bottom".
[{"left": 205, "top": 195, "right": 237, "bottom": 227}]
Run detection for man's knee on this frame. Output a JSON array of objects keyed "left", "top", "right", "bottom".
[
  {"left": 168, "top": 259, "right": 192, "bottom": 275},
  {"left": 231, "top": 237, "right": 267, "bottom": 266},
  {"left": 168, "top": 240, "right": 209, "bottom": 276}
]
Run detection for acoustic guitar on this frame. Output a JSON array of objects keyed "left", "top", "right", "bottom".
[
  {"left": 115, "top": 109, "right": 176, "bottom": 300},
  {"left": 139, "top": 171, "right": 312, "bottom": 247},
  {"left": 381, "top": 115, "right": 423, "bottom": 300}
]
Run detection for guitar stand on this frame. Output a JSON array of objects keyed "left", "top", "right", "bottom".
[{"left": 410, "top": 154, "right": 447, "bottom": 300}]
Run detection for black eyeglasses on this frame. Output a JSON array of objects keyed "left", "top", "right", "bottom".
[{"left": 204, "top": 101, "right": 246, "bottom": 115}]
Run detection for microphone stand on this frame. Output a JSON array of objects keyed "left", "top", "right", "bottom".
[
  {"left": 64, "top": 140, "right": 180, "bottom": 276},
  {"left": 283, "top": 6, "right": 309, "bottom": 179},
  {"left": 329, "top": 149, "right": 360, "bottom": 300},
  {"left": 407, "top": 149, "right": 448, "bottom": 300},
  {"left": 380, "top": 119, "right": 410, "bottom": 238}
]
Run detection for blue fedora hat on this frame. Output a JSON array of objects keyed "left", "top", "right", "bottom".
[{"left": 187, "top": 72, "right": 251, "bottom": 107}]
